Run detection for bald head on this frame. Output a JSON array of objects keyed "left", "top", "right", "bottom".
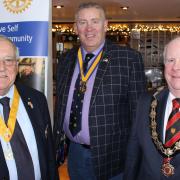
[
  {"left": 164, "top": 36, "right": 180, "bottom": 97},
  {"left": 0, "top": 35, "right": 19, "bottom": 60},
  {"left": 163, "top": 36, "right": 180, "bottom": 64}
]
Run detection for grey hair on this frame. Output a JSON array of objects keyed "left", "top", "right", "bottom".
[
  {"left": 0, "top": 34, "right": 19, "bottom": 60},
  {"left": 163, "top": 35, "right": 180, "bottom": 64},
  {"left": 75, "top": 2, "right": 106, "bottom": 21}
]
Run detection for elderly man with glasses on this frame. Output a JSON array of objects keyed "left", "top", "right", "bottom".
[{"left": 0, "top": 35, "right": 58, "bottom": 180}]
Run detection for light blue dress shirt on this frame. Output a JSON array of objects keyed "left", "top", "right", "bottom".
[
  {"left": 0, "top": 85, "right": 41, "bottom": 180},
  {"left": 63, "top": 42, "right": 105, "bottom": 145}
]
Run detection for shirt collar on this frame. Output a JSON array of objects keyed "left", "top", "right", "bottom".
[
  {"left": 0, "top": 85, "right": 14, "bottom": 100},
  {"left": 168, "top": 92, "right": 176, "bottom": 102},
  {"left": 81, "top": 41, "right": 105, "bottom": 61}
]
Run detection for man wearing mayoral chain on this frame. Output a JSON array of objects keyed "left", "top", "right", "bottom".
[
  {"left": 124, "top": 36, "right": 180, "bottom": 180},
  {"left": 0, "top": 35, "right": 58, "bottom": 180},
  {"left": 54, "top": 2, "right": 146, "bottom": 180}
]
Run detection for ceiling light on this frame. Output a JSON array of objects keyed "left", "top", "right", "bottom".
[
  {"left": 121, "top": 6, "right": 129, "bottom": 10},
  {"left": 54, "top": 5, "right": 64, "bottom": 9}
]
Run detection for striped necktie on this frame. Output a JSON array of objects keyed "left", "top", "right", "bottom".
[{"left": 165, "top": 98, "right": 180, "bottom": 147}]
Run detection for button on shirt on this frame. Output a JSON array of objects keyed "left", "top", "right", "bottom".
[
  {"left": 63, "top": 42, "right": 105, "bottom": 145},
  {"left": 0, "top": 85, "right": 41, "bottom": 180}
]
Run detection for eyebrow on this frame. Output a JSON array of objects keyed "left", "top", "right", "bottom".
[
  {"left": 0, "top": 56, "right": 15, "bottom": 59},
  {"left": 77, "top": 18, "right": 101, "bottom": 22}
]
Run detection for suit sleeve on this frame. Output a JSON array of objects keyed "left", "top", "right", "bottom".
[
  {"left": 123, "top": 95, "right": 144, "bottom": 180},
  {"left": 128, "top": 50, "right": 147, "bottom": 123},
  {"left": 41, "top": 94, "right": 59, "bottom": 180}
]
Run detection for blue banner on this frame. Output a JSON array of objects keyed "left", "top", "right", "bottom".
[
  {"left": 0, "top": 0, "right": 51, "bottom": 97},
  {"left": 0, "top": 21, "right": 48, "bottom": 56}
]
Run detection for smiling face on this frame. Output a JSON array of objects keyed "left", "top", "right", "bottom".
[
  {"left": 0, "top": 38, "right": 18, "bottom": 96},
  {"left": 74, "top": 7, "right": 108, "bottom": 52},
  {"left": 164, "top": 37, "right": 180, "bottom": 97}
]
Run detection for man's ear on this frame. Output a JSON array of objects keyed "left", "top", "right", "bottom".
[{"left": 104, "top": 20, "right": 108, "bottom": 32}]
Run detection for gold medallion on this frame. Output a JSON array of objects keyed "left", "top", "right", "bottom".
[
  {"left": 77, "top": 48, "right": 103, "bottom": 93},
  {"left": 4, "top": 144, "right": 13, "bottom": 160},
  {"left": 79, "top": 81, "right": 86, "bottom": 93},
  {"left": 161, "top": 162, "right": 175, "bottom": 177},
  {"left": 5, "top": 150, "right": 13, "bottom": 160}
]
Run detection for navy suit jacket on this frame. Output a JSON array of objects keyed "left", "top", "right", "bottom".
[
  {"left": 0, "top": 82, "right": 58, "bottom": 180},
  {"left": 124, "top": 88, "right": 180, "bottom": 180},
  {"left": 54, "top": 40, "right": 146, "bottom": 180}
]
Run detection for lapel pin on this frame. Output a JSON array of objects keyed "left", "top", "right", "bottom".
[
  {"left": 45, "top": 125, "right": 48, "bottom": 139},
  {"left": 102, "top": 58, "right": 109, "bottom": 62},
  {"left": 27, "top": 98, "right": 34, "bottom": 109}
]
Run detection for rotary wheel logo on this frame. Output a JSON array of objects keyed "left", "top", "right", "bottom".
[{"left": 3, "top": 0, "right": 32, "bottom": 14}]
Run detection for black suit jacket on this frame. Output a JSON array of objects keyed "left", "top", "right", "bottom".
[
  {"left": 0, "top": 82, "right": 58, "bottom": 180},
  {"left": 124, "top": 88, "right": 180, "bottom": 180},
  {"left": 54, "top": 40, "right": 146, "bottom": 180}
]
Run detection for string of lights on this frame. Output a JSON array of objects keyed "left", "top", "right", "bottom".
[{"left": 52, "top": 23, "right": 180, "bottom": 33}]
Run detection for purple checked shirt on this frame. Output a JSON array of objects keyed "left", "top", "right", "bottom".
[{"left": 63, "top": 42, "right": 104, "bottom": 145}]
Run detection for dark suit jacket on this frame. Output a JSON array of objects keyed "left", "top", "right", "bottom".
[
  {"left": 124, "top": 88, "right": 180, "bottom": 180},
  {"left": 54, "top": 40, "right": 146, "bottom": 180},
  {"left": 0, "top": 82, "right": 58, "bottom": 180}
]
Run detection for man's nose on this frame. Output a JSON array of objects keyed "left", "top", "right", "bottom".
[
  {"left": 0, "top": 60, "right": 6, "bottom": 71},
  {"left": 86, "top": 22, "right": 93, "bottom": 29},
  {"left": 173, "top": 59, "right": 180, "bottom": 70}
]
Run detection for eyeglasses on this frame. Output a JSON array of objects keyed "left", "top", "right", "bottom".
[{"left": 0, "top": 57, "right": 17, "bottom": 67}]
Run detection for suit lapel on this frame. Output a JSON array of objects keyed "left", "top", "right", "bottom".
[
  {"left": 0, "top": 143, "right": 9, "bottom": 178},
  {"left": 16, "top": 86, "right": 44, "bottom": 140},
  {"left": 57, "top": 51, "right": 77, "bottom": 97},
  {"left": 156, "top": 89, "right": 169, "bottom": 141},
  {"left": 90, "top": 42, "right": 111, "bottom": 107},
  {"left": 59, "top": 43, "right": 111, "bottom": 109},
  {"left": 59, "top": 50, "right": 77, "bottom": 121},
  {"left": 15, "top": 84, "right": 48, "bottom": 179}
]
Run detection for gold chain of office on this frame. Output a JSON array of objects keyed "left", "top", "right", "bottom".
[{"left": 150, "top": 87, "right": 180, "bottom": 158}]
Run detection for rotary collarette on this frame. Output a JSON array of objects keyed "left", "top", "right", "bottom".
[
  {"left": 0, "top": 86, "right": 20, "bottom": 142},
  {"left": 78, "top": 48, "right": 103, "bottom": 93}
]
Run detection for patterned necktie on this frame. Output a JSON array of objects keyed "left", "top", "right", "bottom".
[
  {"left": 69, "top": 53, "right": 94, "bottom": 136},
  {"left": 165, "top": 98, "right": 180, "bottom": 147},
  {"left": 0, "top": 97, "right": 35, "bottom": 180}
]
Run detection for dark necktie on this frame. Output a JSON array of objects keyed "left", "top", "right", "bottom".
[
  {"left": 165, "top": 98, "right": 180, "bottom": 147},
  {"left": 0, "top": 97, "right": 35, "bottom": 180},
  {"left": 69, "top": 53, "right": 94, "bottom": 136}
]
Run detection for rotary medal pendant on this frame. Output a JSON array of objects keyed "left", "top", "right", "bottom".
[
  {"left": 77, "top": 48, "right": 103, "bottom": 94},
  {"left": 5, "top": 149, "right": 13, "bottom": 160},
  {"left": 4, "top": 143, "right": 13, "bottom": 160},
  {"left": 161, "top": 158, "right": 174, "bottom": 177},
  {"left": 80, "top": 80, "right": 86, "bottom": 93},
  {"left": 3, "top": 128, "right": 12, "bottom": 142}
]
